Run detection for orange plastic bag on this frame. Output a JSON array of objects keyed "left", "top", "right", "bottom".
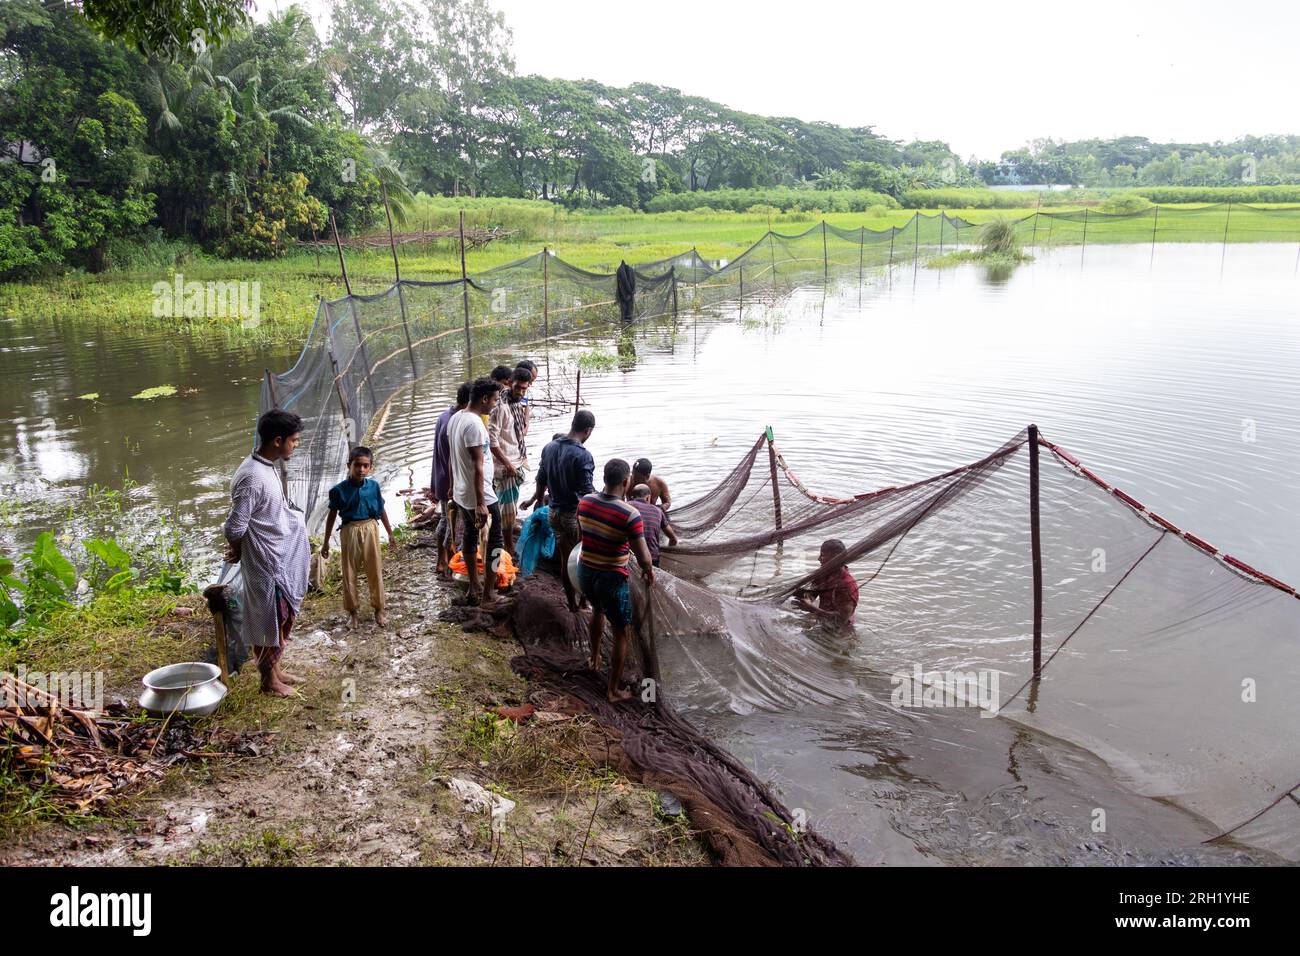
[{"left": 449, "top": 549, "right": 518, "bottom": 588}]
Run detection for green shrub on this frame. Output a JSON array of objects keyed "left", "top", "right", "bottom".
[
  {"left": 1128, "top": 185, "right": 1300, "bottom": 204},
  {"left": 406, "top": 194, "right": 562, "bottom": 240},
  {"left": 1098, "top": 195, "right": 1154, "bottom": 215},
  {"left": 901, "top": 188, "right": 1064, "bottom": 209},
  {"left": 103, "top": 230, "right": 199, "bottom": 271},
  {"left": 977, "top": 218, "right": 1022, "bottom": 255},
  {"left": 644, "top": 187, "right": 897, "bottom": 214}
]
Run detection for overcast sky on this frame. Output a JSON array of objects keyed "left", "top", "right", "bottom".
[{"left": 270, "top": 0, "right": 1300, "bottom": 160}]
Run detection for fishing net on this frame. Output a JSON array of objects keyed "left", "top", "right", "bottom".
[
  {"left": 254, "top": 203, "right": 1300, "bottom": 531},
  {"left": 212, "top": 206, "right": 1300, "bottom": 861},
  {"left": 637, "top": 427, "right": 1300, "bottom": 861},
  {"left": 1012, "top": 202, "right": 1300, "bottom": 248}
]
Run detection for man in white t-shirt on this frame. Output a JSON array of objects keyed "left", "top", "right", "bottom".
[{"left": 447, "top": 377, "right": 502, "bottom": 606}]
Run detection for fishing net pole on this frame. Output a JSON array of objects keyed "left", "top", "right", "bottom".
[{"left": 641, "top": 426, "right": 1300, "bottom": 860}]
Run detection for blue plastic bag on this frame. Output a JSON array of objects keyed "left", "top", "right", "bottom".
[{"left": 516, "top": 505, "right": 556, "bottom": 578}]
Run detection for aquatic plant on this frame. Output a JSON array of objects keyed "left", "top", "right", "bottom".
[
  {"left": 130, "top": 385, "right": 177, "bottom": 400},
  {"left": 977, "top": 218, "right": 1023, "bottom": 257}
]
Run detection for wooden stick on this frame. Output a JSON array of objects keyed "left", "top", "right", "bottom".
[
  {"left": 1028, "top": 424, "right": 1043, "bottom": 677},
  {"left": 459, "top": 209, "right": 473, "bottom": 371},
  {"left": 382, "top": 181, "right": 419, "bottom": 379},
  {"left": 203, "top": 583, "right": 231, "bottom": 686}
]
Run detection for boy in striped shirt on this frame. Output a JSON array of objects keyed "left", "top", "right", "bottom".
[{"left": 576, "top": 458, "right": 655, "bottom": 702}]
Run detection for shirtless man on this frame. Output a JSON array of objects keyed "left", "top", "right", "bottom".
[{"left": 631, "top": 457, "right": 671, "bottom": 511}]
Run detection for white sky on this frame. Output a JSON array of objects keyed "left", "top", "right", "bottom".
[{"left": 266, "top": 0, "right": 1300, "bottom": 161}]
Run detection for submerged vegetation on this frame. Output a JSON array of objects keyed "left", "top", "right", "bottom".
[{"left": 926, "top": 217, "right": 1032, "bottom": 274}]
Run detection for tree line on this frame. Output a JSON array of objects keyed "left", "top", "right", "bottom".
[
  {"left": 976, "top": 135, "right": 1300, "bottom": 188},
  {"left": 3, "top": 0, "right": 1299, "bottom": 278}
]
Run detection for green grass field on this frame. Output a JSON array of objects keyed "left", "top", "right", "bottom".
[{"left": 4, "top": 202, "right": 1299, "bottom": 346}]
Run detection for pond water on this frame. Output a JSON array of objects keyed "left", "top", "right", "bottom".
[
  {"left": 4, "top": 241, "right": 1298, "bottom": 863},
  {"left": 0, "top": 318, "right": 298, "bottom": 562}
]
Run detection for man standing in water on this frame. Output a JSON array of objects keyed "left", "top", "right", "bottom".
[
  {"left": 524, "top": 410, "right": 595, "bottom": 612},
  {"left": 223, "top": 409, "right": 311, "bottom": 697},
  {"left": 577, "top": 458, "right": 655, "bottom": 702},
  {"left": 793, "top": 539, "right": 860, "bottom": 631},
  {"left": 449, "top": 378, "right": 503, "bottom": 607},
  {"left": 631, "top": 458, "right": 672, "bottom": 511}
]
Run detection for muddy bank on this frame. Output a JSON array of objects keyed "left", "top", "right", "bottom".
[
  {"left": 494, "top": 571, "right": 851, "bottom": 867},
  {"left": 0, "top": 544, "right": 707, "bottom": 867}
]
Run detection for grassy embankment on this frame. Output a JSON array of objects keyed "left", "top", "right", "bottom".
[
  {"left": 0, "top": 544, "right": 707, "bottom": 866},
  {"left": 4, "top": 192, "right": 1299, "bottom": 346}
]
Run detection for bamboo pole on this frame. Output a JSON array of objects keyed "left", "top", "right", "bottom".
[
  {"left": 328, "top": 349, "right": 351, "bottom": 420},
  {"left": 938, "top": 212, "right": 945, "bottom": 255},
  {"left": 1030, "top": 210, "right": 1039, "bottom": 250},
  {"left": 459, "top": 210, "right": 472, "bottom": 372},
  {"left": 382, "top": 182, "right": 418, "bottom": 379},
  {"left": 330, "top": 210, "right": 378, "bottom": 409},
  {"left": 912, "top": 212, "right": 920, "bottom": 261},
  {"left": 769, "top": 219, "right": 777, "bottom": 291},
  {"left": 308, "top": 221, "right": 322, "bottom": 269},
  {"left": 1080, "top": 208, "right": 1089, "bottom": 263},
  {"left": 330, "top": 210, "right": 353, "bottom": 297},
  {"left": 858, "top": 226, "right": 865, "bottom": 285},
  {"left": 542, "top": 246, "right": 550, "bottom": 339},
  {"left": 1150, "top": 205, "right": 1160, "bottom": 265},
  {"left": 1028, "top": 423, "right": 1042, "bottom": 678},
  {"left": 692, "top": 246, "right": 699, "bottom": 304},
  {"left": 1221, "top": 200, "right": 1233, "bottom": 269},
  {"left": 766, "top": 426, "right": 782, "bottom": 533},
  {"left": 821, "top": 220, "right": 828, "bottom": 279}
]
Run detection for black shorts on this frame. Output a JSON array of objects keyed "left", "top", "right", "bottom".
[{"left": 457, "top": 502, "right": 504, "bottom": 573}]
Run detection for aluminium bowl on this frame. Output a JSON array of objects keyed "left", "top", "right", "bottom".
[{"left": 139, "top": 661, "right": 227, "bottom": 718}]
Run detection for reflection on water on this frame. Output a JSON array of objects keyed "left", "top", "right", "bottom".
[
  {"left": 5, "top": 242, "right": 1298, "bottom": 863},
  {"left": 0, "top": 317, "right": 296, "bottom": 561}
]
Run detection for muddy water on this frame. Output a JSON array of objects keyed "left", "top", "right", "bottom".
[
  {"left": 0, "top": 317, "right": 297, "bottom": 561},
  {"left": 384, "top": 243, "right": 1299, "bottom": 865},
  {"left": 5, "top": 243, "right": 1298, "bottom": 863}
]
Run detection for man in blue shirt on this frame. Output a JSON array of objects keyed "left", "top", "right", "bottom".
[
  {"left": 323, "top": 446, "right": 395, "bottom": 628},
  {"left": 523, "top": 410, "right": 595, "bottom": 611}
]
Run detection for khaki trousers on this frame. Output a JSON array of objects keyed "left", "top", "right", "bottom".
[{"left": 340, "top": 519, "right": 385, "bottom": 613}]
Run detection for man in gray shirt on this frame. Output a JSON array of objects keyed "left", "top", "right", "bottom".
[{"left": 223, "top": 409, "right": 310, "bottom": 697}]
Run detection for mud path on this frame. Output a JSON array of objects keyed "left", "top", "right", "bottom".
[{"left": 1, "top": 545, "right": 707, "bottom": 867}]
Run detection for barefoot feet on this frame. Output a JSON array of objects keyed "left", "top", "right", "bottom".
[{"left": 260, "top": 675, "right": 294, "bottom": 697}]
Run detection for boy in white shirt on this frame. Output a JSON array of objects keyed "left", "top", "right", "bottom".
[{"left": 447, "top": 377, "right": 502, "bottom": 607}]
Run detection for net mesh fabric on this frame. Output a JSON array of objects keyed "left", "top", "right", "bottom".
[
  {"left": 642, "top": 429, "right": 1300, "bottom": 860},
  {"left": 264, "top": 205, "right": 1300, "bottom": 528},
  {"left": 227, "top": 208, "right": 1300, "bottom": 860}
]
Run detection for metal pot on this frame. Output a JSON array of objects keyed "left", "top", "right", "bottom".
[
  {"left": 567, "top": 543, "right": 585, "bottom": 597},
  {"left": 139, "top": 662, "right": 227, "bottom": 718}
]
